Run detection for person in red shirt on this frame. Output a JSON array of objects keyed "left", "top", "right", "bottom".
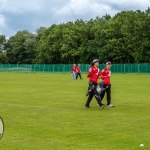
[
  {"left": 85, "top": 59, "right": 105, "bottom": 109},
  {"left": 99, "top": 61, "right": 114, "bottom": 108},
  {"left": 72, "top": 64, "right": 76, "bottom": 80},
  {"left": 76, "top": 64, "right": 82, "bottom": 80}
]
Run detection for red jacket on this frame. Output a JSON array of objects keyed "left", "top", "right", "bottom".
[
  {"left": 87, "top": 66, "right": 99, "bottom": 83},
  {"left": 72, "top": 66, "right": 76, "bottom": 72},
  {"left": 99, "top": 68, "right": 111, "bottom": 85},
  {"left": 76, "top": 66, "right": 81, "bottom": 73}
]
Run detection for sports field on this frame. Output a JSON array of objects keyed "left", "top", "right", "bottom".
[{"left": 0, "top": 73, "right": 149, "bottom": 150}]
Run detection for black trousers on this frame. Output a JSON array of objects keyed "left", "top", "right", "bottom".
[
  {"left": 85, "top": 82, "right": 103, "bottom": 107},
  {"left": 76, "top": 73, "right": 82, "bottom": 79},
  {"left": 100, "top": 84, "right": 111, "bottom": 106}
]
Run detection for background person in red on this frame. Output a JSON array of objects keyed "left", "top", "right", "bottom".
[
  {"left": 85, "top": 59, "right": 105, "bottom": 109},
  {"left": 72, "top": 64, "right": 76, "bottom": 80},
  {"left": 76, "top": 64, "right": 82, "bottom": 80},
  {"left": 99, "top": 61, "right": 114, "bottom": 108}
]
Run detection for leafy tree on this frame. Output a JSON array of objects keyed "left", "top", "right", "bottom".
[
  {"left": 0, "top": 35, "right": 8, "bottom": 63},
  {"left": 1, "top": 8, "right": 150, "bottom": 64},
  {"left": 6, "top": 30, "right": 36, "bottom": 64},
  {"left": 0, "top": 35, "right": 6, "bottom": 52},
  {"left": 0, "top": 52, "right": 8, "bottom": 64}
]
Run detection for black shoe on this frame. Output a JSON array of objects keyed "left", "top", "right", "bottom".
[
  {"left": 86, "top": 92, "right": 89, "bottom": 96},
  {"left": 84, "top": 105, "right": 90, "bottom": 108},
  {"left": 100, "top": 104, "right": 106, "bottom": 109}
]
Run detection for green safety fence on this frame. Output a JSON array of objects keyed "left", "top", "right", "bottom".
[{"left": 0, "top": 64, "right": 149, "bottom": 73}]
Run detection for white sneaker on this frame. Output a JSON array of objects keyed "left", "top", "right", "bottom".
[
  {"left": 107, "top": 104, "right": 114, "bottom": 108},
  {"left": 97, "top": 104, "right": 106, "bottom": 109},
  {"left": 100, "top": 104, "right": 106, "bottom": 109}
]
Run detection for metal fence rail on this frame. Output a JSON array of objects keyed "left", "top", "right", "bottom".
[{"left": 0, "top": 64, "right": 149, "bottom": 73}]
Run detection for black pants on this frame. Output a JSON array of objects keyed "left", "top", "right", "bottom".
[
  {"left": 100, "top": 84, "right": 111, "bottom": 106},
  {"left": 76, "top": 73, "right": 82, "bottom": 79},
  {"left": 85, "top": 82, "right": 103, "bottom": 107}
]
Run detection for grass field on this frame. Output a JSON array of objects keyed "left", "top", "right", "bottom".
[{"left": 0, "top": 72, "right": 150, "bottom": 150}]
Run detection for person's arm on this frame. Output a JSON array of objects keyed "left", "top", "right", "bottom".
[
  {"left": 97, "top": 71, "right": 103, "bottom": 84},
  {"left": 102, "top": 72, "right": 111, "bottom": 78},
  {"left": 98, "top": 71, "right": 102, "bottom": 78},
  {"left": 87, "top": 71, "right": 91, "bottom": 78},
  {"left": 99, "top": 69, "right": 110, "bottom": 78},
  {"left": 87, "top": 68, "right": 92, "bottom": 78}
]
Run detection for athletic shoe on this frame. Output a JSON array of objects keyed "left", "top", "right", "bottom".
[
  {"left": 86, "top": 93, "right": 89, "bottom": 96},
  {"left": 107, "top": 104, "right": 115, "bottom": 108},
  {"left": 100, "top": 104, "right": 106, "bottom": 109},
  {"left": 84, "top": 105, "right": 90, "bottom": 108}
]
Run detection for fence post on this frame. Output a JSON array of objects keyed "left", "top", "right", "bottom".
[
  {"left": 138, "top": 64, "right": 140, "bottom": 73},
  {"left": 53, "top": 65, "right": 55, "bottom": 72},
  {"left": 43, "top": 64, "right": 45, "bottom": 72},
  {"left": 63, "top": 65, "right": 65, "bottom": 72},
  {"left": 124, "top": 64, "right": 125, "bottom": 73}
]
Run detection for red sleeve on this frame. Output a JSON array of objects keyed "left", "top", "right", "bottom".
[
  {"left": 78, "top": 67, "right": 80, "bottom": 72},
  {"left": 87, "top": 67, "right": 92, "bottom": 78},
  {"left": 74, "top": 67, "right": 77, "bottom": 72},
  {"left": 99, "top": 69, "right": 105, "bottom": 79},
  {"left": 87, "top": 72, "right": 91, "bottom": 78},
  {"left": 72, "top": 66, "right": 76, "bottom": 72},
  {"left": 98, "top": 71, "right": 102, "bottom": 77}
]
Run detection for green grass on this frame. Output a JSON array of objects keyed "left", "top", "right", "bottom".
[{"left": 0, "top": 73, "right": 150, "bottom": 150}]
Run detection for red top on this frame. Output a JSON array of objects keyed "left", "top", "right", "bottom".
[
  {"left": 87, "top": 66, "right": 99, "bottom": 83},
  {"left": 72, "top": 66, "right": 76, "bottom": 72},
  {"left": 99, "top": 68, "right": 111, "bottom": 85},
  {"left": 76, "top": 66, "right": 81, "bottom": 73}
]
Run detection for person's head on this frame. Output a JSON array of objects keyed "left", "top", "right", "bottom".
[
  {"left": 106, "top": 61, "right": 111, "bottom": 69},
  {"left": 92, "top": 59, "right": 99, "bottom": 67},
  {"left": 73, "top": 64, "right": 76, "bottom": 66},
  {"left": 78, "top": 64, "right": 80, "bottom": 66}
]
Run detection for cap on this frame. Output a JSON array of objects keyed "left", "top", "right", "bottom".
[
  {"left": 92, "top": 59, "right": 99, "bottom": 64},
  {"left": 106, "top": 61, "right": 111, "bottom": 65}
]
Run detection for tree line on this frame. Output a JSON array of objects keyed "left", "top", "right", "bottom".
[{"left": 0, "top": 8, "right": 150, "bottom": 64}]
